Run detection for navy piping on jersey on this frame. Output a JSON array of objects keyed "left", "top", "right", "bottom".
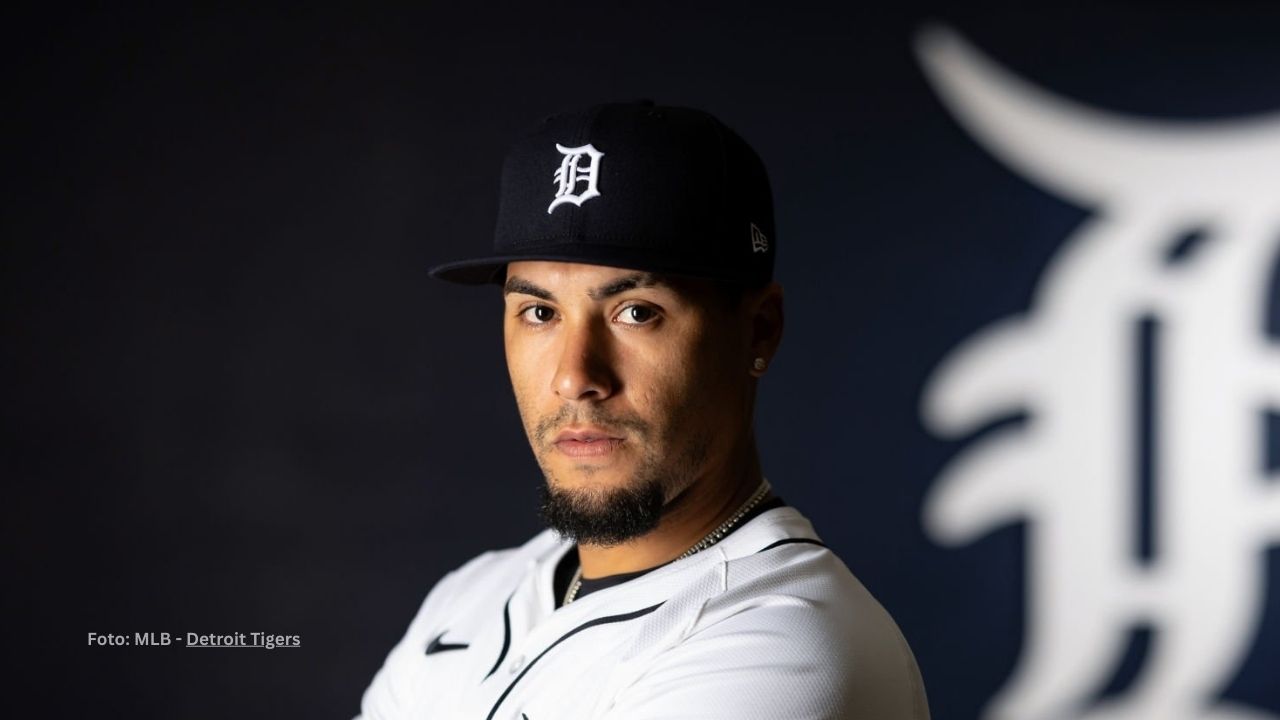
[
  {"left": 486, "top": 602, "right": 665, "bottom": 720},
  {"left": 484, "top": 589, "right": 517, "bottom": 681},
  {"left": 754, "top": 537, "right": 827, "bottom": 554}
]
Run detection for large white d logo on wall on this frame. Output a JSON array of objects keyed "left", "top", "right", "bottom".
[{"left": 917, "top": 26, "right": 1280, "bottom": 720}]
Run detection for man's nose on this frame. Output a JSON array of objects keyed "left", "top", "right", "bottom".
[{"left": 552, "top": 319, "right": 616, "bottom": 402}]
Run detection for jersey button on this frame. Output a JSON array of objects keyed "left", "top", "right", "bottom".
[{"left": 508, "top": 654, "right": 525, "bottom": 674}]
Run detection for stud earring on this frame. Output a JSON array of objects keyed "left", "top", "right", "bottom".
[{"left": 752, "top": 357, "right": 767, "bottom": 372}]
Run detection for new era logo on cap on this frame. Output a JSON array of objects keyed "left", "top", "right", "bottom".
[{"left": 750, "top": 223, "right": 769, "bottom": 253}]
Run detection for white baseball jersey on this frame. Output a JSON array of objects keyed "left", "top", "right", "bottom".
[{"left": 357, "top": 504, "right": 930, "bottom": 719}]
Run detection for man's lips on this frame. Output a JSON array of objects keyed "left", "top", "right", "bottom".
[
  {"left": 553, "top": 427, "right": 625, "bottom": 458},
  {"left": 554, "top": 427, "right": 624, "bottom": 443}
]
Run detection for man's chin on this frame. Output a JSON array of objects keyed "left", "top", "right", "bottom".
[{"left": 536, "top": 474, "right": 666, "bottom": 546}]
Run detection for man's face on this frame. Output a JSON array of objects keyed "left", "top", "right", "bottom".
[{"left": 503, "top": 261, "right": 751, "bottom": 545}]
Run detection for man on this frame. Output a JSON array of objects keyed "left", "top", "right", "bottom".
[{"left": 357, "top": 101, "right": 929, "bottom": 719}]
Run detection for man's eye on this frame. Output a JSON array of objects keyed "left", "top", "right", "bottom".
[
  {"left": 520, "top": 305, "right": 556, "bottom": 324},
  {"left": 616, "top": 304, "right": 658, "bottom": 325}
]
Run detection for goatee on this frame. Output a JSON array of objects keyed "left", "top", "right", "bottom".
[{"left": 537, "top": 476, "right": 666, "bottom": 546}]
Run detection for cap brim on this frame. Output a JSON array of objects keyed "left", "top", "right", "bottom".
[
  {"left": 427, "top": 257, "right": 511, "bottom": 285},
  {"left": 428, "top": 244, "right": 764, "bottom": 286}
]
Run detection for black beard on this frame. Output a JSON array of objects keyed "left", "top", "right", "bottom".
[{"left": 537, "top": 476, "right": 667, "bottom": 546}]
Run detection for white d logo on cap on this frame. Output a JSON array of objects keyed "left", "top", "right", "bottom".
[{"left": 549, "top": 143, "right": 605, "bottom": 213}]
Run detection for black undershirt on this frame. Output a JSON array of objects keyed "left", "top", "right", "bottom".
[{"left": 552, "top": 495, "right": 788, "bottom": 608}]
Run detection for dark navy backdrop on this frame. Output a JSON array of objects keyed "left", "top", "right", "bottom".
[{"left": 6, "top": 2, "right": 1278, "bottom": 718}]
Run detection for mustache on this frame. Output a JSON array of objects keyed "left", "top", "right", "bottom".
[{"left": 536, "top": 406, "right": 647, "bottom": 444}]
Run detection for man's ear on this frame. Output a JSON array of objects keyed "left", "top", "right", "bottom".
[{"left": 746, "top": 282, "right": 784, "bottom": 377}]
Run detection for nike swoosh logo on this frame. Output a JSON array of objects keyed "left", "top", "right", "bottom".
[{"left": 425, "top": 630, "right": 469, "bottom": 655}]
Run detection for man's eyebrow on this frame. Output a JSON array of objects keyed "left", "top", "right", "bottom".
[
  {"left": 503, "top": 272, "right": 672, "bottom": 303},
  {"left": 503, "top": 276, "right": 554, "bottom": 301},
  {"left": 587, "top": 272, "right": 666, "bottom": 301}
]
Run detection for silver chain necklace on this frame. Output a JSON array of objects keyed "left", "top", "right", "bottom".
[{"left": 562, "top": 478, "right": 772, "bottom": 607}]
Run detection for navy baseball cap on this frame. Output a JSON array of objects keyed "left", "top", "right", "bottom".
[{"left": 428, "top": 100, "right": 776, "bottom": 286}]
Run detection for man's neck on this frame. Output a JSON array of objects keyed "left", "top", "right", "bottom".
[{"left": 575, "top": 443, "right": 766, "bottom": 579}]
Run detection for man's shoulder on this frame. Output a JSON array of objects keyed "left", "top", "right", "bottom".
[
  {"left": 707, "top": 532, "right": 911, "bottom": 664},
  {"left": 589, "top": 505, "right": 929, "bottom": 719},
  {"left": 708, "top": 506, "right": 919, "bottom": 667}
]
